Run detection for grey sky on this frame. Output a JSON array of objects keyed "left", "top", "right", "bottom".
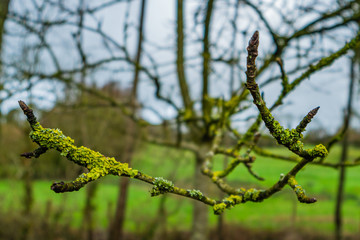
[{"left": 3, "top": 0, "right": 359, "bottom": 135}]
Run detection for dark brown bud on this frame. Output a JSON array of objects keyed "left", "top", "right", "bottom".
[
  {"left": 308, "top": 106, "right": 320, "bottom": 119},
  {"left": 247, "top": 31, "right": 259, "bottom": 51}
]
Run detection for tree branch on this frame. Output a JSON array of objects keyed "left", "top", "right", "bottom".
[{"left": 245, "top": 31, "right": 328, "bottom": 160}]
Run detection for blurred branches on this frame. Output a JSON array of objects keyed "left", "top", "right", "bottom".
[
  {"left": 19, "top": 25, "right": 360, "bottom": 214},
  {"left": 6, "top": 0, "right": 360, "bottom": 235}
]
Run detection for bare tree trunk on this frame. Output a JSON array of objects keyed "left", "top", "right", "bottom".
[
  {"left": 108, "top": 119, "right": 136, "bottom": 240},
  {"left": 108, "top": 1, "right": 146, "bottom": 239},
  {"left": 79, "top": 84, "right": 97, "bottom": 240},
  {"left": 21, "top": 161, "right": 33, "bottom": 240},
  {"left": 84, "top": 183, "right": 97, "bottom": 240},
  {"left": 0, "top": 0, "right": 10, "bottom": 140},
  {"left": 79, "top": 103, "right": 96, "bottom": 240},
  {"left": 191, "top": 1, "right": 214, "bottom": 237},
  {"left": 73, "top": 1, "right": 99, "bottom": 237},
  {"left": 0, "top": 0, "right": 9, "bottom": 55},
  {"left": 81, "top": 114, "right": 98, "bottom": 240},
  {"left": 176, "top": 0, "right": 192, "bottom": 110},
  {"left": 335, "top": 136, "right": 348, "bottom": 240},
  {"left": 201, "top": 0, "right": 214, "bottom": 128},
  {"left": 153, "top": 195, "right": 168, "bottom": 240},
  {"left": 191, "top": 147, "right": 209, "bottom": 240},
  {"left": 334, "top": 57, "right": 356, "bottom": 240},
  {"left": 291, "top": 193, "right": 297, "bottom": 228},
  {"left": 140, "top": 195, "right": 168, "bottom": 240},
  {"left": 20, "top": 137, "right": 34, "bottom": 240}
]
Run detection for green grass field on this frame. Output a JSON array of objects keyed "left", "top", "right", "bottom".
[{"left": 0, "top": 144, "right": 359, "bottom": 235}]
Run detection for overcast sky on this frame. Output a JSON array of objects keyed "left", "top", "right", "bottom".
[{"left": 3, "top": 0, "right": 360, "bottom": 135}]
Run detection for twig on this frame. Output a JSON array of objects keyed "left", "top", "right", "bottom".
[{"left": 245, "top": 31, "right": 328, "bottom": 160}]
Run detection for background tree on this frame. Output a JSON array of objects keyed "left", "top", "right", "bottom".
[
  {"left": 334, "top": 38, "right": 359, "bottom": 240},
  {"left": 2, "top": 1, "right": 360, "bottom": 240},
  {"left": 108, "top": 1, "right": 145, "bottom": 239},
  {"left": 0, "top": 0, "right": 10, "bottom": 139}
]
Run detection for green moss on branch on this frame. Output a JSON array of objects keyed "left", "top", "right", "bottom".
[
  {"left": 287, "top": 176, "right": 317, "bottom": 203},
  {"left": 245, "top": 32, "right": 328, "bottom": 160},
  {"left": 150, "top": 177, "right": 175, "bottom": 196},
  {"left": 18, "top": 100, "right": 218, "bottom": 206}
]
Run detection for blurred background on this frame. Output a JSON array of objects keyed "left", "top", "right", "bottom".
[{"left": 0, "top": 0, "right": 360, "bottom": 239}]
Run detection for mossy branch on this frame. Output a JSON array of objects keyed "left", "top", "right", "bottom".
[
  {"left": 287, "top": 176, "right": 316, "bottom": 203},
  {"left": 213, "top": 132, "right": 263, "bottom": 180},
  {"left": 271, "top": 31, "right": 360, "bottom": 108},
  {"left": 245, "top": 31, "right": 328, "bottom": 160},
  {"left": 253, "top": 146, "right": 360, "bottom": 169},
  {"left": 19, "top": 100, "right": 322, "bottom": 213},
  {"left": 276, "top": 58, "right": 289, "bottom": 90},
  {"left": 18, "top": 100, "right": 217, "bottom": 205},
  {"left": 19, "top": 31, "right": 349, "bottom": 215},
  {"left": 212, "top": 173, "right": 316, "bottom": 215},
  {"left": 289, "top": 31, "right": 360, "bottom": 92}
]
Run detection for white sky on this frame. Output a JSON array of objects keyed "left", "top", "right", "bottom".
[{"left": 3, "top": 0, "right": 360, "bottom": 135}]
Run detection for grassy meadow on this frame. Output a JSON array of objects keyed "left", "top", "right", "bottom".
[{"left": 0, "top": 144, "right": 359, "bottom": 236}]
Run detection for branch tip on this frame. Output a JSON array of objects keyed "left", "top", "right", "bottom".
[
  {"left": 18, "top": 100, "right": 32, "bottom": 117},
  {"left": 308, "top": 106, "right": 320, "bottom": 119},
  {"left": 18, "top": 100, "right": 38, "bottom": 126},
  {"left": 18, "top": 100, "right": 27, "bottom": 111},
  {"left": 248, "top": 31, "right": 259, "bottom": 49},
  {"left": 246, "top": 31, "right": 260, "bottom": 87},
  {"left": 51, "top": 181, "right": 65, "bottom": 193},
  {"left": 20, "top": 152, "right": 33, "bottom": 159}
]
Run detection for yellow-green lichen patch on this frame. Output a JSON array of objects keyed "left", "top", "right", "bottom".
[
  {"left": 213, "top": 194, "right": 243, "bottom": 215},
  {"left": 307, "top": 144, "right": 328, "bottom": 158},
  {"left": 289, "top": 140, "right": 304, "bottom": 153},
  {"left": 29, "top": 124, "right": 139, "bottom": 190},
  {"left": 233, "top": 187, "right": 246, "bottom": 195},
  {"left": 111, "top": 160, "right": 138, "bottom": 178},
  {"left": 287, "top": 176, "right": 316, "bottom": 203},
  {"left": 30, "top": 126, "right": 75, "bottom": 154},
  {"left": 243, "top": 188, "right": 262, "bottom": 202},
  {"left": 150, "top": 177, "right": 175, "bottom": 196},
  {"left": 187, "top": 189, "right": 204, "bottom": 199},
  {"left": 213, "top": 202, "right": 227, "bottom": 215},
  {"left": 287, "top": 176, "right": 298, "bottom": 187},
  {"left": 211, "top": 171, "right": 221, "bottom": 181},
  {"left": 224, "top": 195, "right": 243, "bottom": 205}
]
